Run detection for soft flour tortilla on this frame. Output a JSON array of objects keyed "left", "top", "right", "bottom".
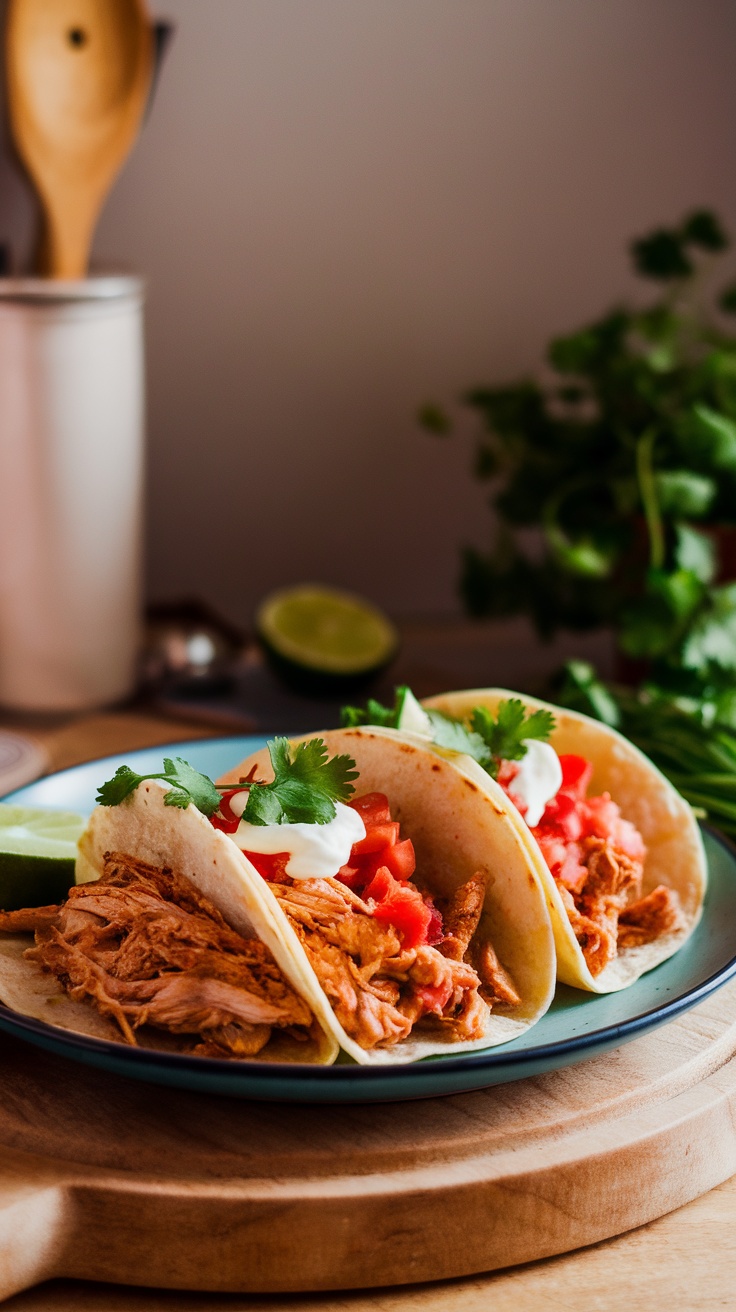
[
  {"left": 0, "top": 783, "right": 340, "bottom": 1065},
  {"left": 217, "top": 726, "right": 557, "bottom": 1065},
  {"left": 422, "top": 688, "right": 707, "bottom": 993}
]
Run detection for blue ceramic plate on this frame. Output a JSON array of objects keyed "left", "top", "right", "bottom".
[{"left": 1, "top": 736, "right": 734, "bottom": 1103}]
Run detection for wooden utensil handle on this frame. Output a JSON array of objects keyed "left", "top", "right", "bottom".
[{"left": 37, "top": 200, "right": 98, "bottom": 280}]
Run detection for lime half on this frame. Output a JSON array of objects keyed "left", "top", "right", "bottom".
[
  {"left": 257, "top": 585, "right": 398, "bottom": 684},
  {"left": 0, "top": 805, "right": 85, "bottom": 910}
]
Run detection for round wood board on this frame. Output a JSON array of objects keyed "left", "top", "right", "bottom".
[{"left": 2, "top": 983, "right": 736, "bottom": 1301}]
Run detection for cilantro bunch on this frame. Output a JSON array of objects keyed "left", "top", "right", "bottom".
[
  {"left": 422, "top": 209, "right": 736, "bottom": 726},
  {"left": 96, "top": 738, "right": 358, "bottom": 826},
  {"left": 559, "top": 661, "right": 736, "bottom": 839}
]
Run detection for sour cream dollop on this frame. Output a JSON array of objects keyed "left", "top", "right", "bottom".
[
  {"left": 227, "top": 793, "right": 366, "bottom": 881},
  {"left": 511, "top": 740, "right": 563, "bottom": 828}
]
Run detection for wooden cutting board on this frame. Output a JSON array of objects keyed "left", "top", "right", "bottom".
[{"left": 1, "top": 982, "right": 736, "bottom": 1301}]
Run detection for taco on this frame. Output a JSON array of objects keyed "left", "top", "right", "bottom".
[
  {"left": 421, "top": 688, "right": 707, "bottom": 992},
  {"left": 214, "top": 727, "right": 557, "bottom": 1064},
  {"left": 0, "top": 785, "right": 340, "bottom": 1065},
  {"left": 0, "top": 729, "right": 555, "bottom": 1065}
]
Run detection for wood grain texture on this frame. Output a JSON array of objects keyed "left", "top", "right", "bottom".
[
  {"left": 0, "top": 704, "right": 733, "bottom": 1308},
  {"left": 0, "top": 984, "right": 734, "bottom": 1299},
  {"left": 0, "top": 710, "right": 229, "bottom": 776}
]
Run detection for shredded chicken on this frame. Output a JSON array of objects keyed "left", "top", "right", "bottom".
[
  {"left": 439, "top": 875, "right": 485, "bottom": 962},
  {"left": 0, "top": 853, "right": 315, "bottom": 1057},
  {"left": 618, "top": 885, "right": 687, "bottom": 948},
  {"left": 269, "top": 873, "right": 519, "bottom": 1050},
  {"left": 474, "top": 941, "right": 522, "bottom": 1007},
  {"left": 559, "top": 837, "right": 684, "bottom": 976}
]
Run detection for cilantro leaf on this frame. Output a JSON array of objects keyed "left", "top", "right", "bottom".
[
  {"left": 96, "top": 757, "right": 222, "bottom": 816},
  {"left": 341, "top": 695, "right": 399, "bottom": 729},
  {"left": 425, "top": 710, "right": 492, "bottom": 767},
  {"left": 470, "top": 699, "right": 555, "bottom": 775},
  {"left": 95, "top": 765, "right": 146, "bottom": 807},
  {"left": 160, "top": 758, "right": 222, "bottom": 814},
  {"left": 244, "top": 737, "right": 359, "bottom": 826},
  {"left": 681, "top": 584, "right": 736, "bottom": 675}
]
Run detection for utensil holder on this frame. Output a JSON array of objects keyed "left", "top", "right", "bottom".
[{"left": 0, "top": 277, "right": 145, "bottom": 711}]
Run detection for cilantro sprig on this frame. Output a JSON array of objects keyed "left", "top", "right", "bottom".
[
  {"left": 469, "top": 699, "right": 556, "bottom": 778},
  {"left": 341, "top": 687, "right": 555, "bottom": 780},
  {"left": 96, "top": 757, "right": 222, "bottom": 814},
  {"left": 341, "top": 690, "right": 406, "bottom": 729},
  {"left": 424, "top": 710, "right": 491, "bottom": 767},
  {"left": 96, "top": 738, "right": 359, "bottom": 827},
  {"left": 244, "top": 737, "right": 358, "bottom": 825}
]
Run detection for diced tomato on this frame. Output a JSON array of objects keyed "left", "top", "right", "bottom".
[
  {"left": 348, "top": 792, "right": 392, "bottom": 825},
  {"left": 580, "top": 791, "right": 618, "bottom": 838},
  {"left": 558, "top": 754, "right": 593, "bottom": 798},
  {"left": 364, "top": 867, "right": 432, "bottom": 949},
  {"left": 210, "top": 787, "right": 246, "bottom": 834},
  {"left": 242, "top": 851, "right": 291, "bottom": 884},
  {"left": 425, "top": 900, "right": 444, "bottom": 946},
  {"left": 379, "top": 838, "right": 416, "bottom": 881},
  {"left": 210, "top": 812, "right": 239, "bottom": 834},
  {"left": 556, "top": 848, "right": 588, "bottom": 893},
  {"left": 363, "top": 867, "right": 395, "bottom": 902},
  {"left": 497, "top": 760, "right": 520, "bottom": 789},
  {"left": 351, "top": 822, "right": 400, "bottom": 855},
  {"left": 348, "top": 836, "right": 412, "bottom": 885},
  {"left": 353, "top": 848, "right": 390, "bottom": 886},
  {"left": 582, "top": 795, "right": 645, "bottom": 861},
  {"left": 413, "top": 979, "right": 454, "bottom": 1016},
  {"left": 335, "top": 863, "right": 363, "bottom": 890},
  {"left": 517, "top": 746, "right": 646, "bottom": 893},
  {"left": 540, "top": 791, "right": 582, "bottom": 842}
]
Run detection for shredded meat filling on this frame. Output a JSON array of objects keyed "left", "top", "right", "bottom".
[
  {"left": 560, "top": 837, "right": 685, "bottom": 976},
  {"left": 618, "top": 886, "right": 687, "bottom": 948},
  {"left": 0, "top": 853, "right": 314, "bottom": 1057},
  {"left": 439, "top": 875, "right": 485, "bottom": 962},
  {"left": 270, "top": 872, "right": 519, "bottom": 1050}
]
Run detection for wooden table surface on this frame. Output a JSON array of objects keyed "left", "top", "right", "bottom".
[{"left": 2, "top": 702, "right": 735, "bottom": 1311}]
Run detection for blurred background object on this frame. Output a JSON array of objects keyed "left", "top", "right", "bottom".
[
  {"left": 0, "top": 275, "right": 145, "bottom": 711},
  {"left": 423, "top": 210, "right": 736, "bottom": 718},
  {"left": 1, "top": 0, "right": 735, "bottom": 740},
  {"left": 0, "top": 0, "right": 165, "bottom": 713},
  {"left": 140, "top": 596, "right": 246, "bottom": 694},
  {"left": 255, "top": 584, "right": 398, "bottom": 693},
  {"left": 3, "top": 0, "right": 735, "bottom": 632},
  {"left": 5, "top": 0, "right": 152, "bottom": 277},
  {"left": 0, "top": 729, "right": 47, "bottom": 793}
]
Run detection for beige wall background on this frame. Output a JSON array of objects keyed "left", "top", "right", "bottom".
[{"left": 2, "top": 0, "right": 736, "bottom": 628}]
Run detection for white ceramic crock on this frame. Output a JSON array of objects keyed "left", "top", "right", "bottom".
[{"left": 0, "top": 277, "right": 145, "bottom": 711}]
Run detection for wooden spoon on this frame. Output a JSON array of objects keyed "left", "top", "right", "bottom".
[{"left": 5, "top": 0, "right": 153, "bottom": 278}]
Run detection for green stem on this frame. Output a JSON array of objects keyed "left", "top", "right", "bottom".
[{"left": 636, "top": 428, "right": 665, "bottom": 570}]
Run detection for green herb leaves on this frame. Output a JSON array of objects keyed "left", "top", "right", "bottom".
[
  {"left": 97, "top": 739, "right": 359, "bottom": 827},
  {"left": 469, "top": 700, "right": 555, "bottom": 777},
  {"left": 243, "top": 738, "right": 358, "bottom": 826},
  {"left": 424, "top": 711, "right": 491, "bottom": 767},
  {"left": 96, "top": 758, "right": 222, "bottom": 815},
  {"left": 341, "top": 687, "right": 555, "bottom": 780},
  {"left": 424, "top": 208, "right": 736, "bottom": 717},
  {"left": 341, "top": 697, "right": 400, "bottom": 729}
]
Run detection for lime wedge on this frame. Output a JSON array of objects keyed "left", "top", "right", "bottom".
[
  {"left": 0, "top": 805, "right": 85, "bottom": 910},
  {"left": 256, "top": 585, "right": 398, "bottom": 682}
]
